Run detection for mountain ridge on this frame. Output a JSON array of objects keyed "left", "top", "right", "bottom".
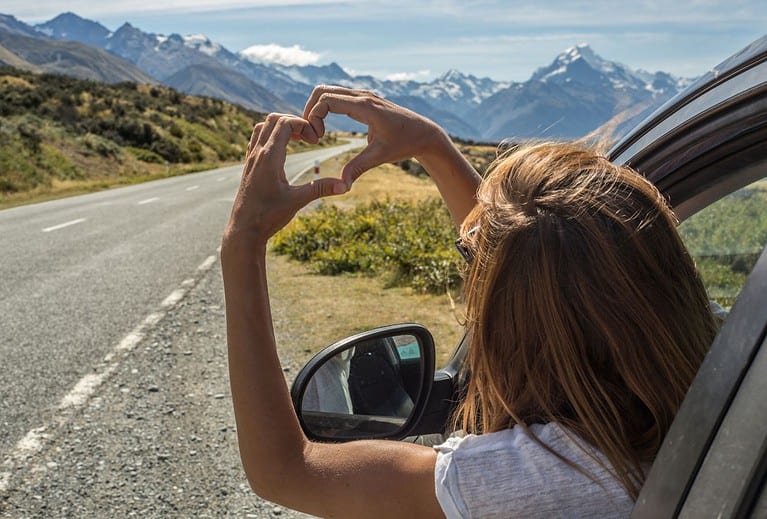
[{"left": 0, "top": 11, "right": 696, "bottom": 142}]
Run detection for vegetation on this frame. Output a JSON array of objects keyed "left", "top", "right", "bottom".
[
  {"left": 269, "top": 158, "right": 466, "bottom": 364},
  {"left": 678, "top": 181, "right": 767, "bottom": 308},
  {"left": 273, "top": 198, "right": 464, "bottom": 294},
  {"left": 0, "top": 66, "right": 336, "bottom": 205},
  {"left": 393, "top": 143, "right": 497, "bottom": 180}
]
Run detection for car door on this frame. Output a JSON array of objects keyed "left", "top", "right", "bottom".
[{"left": 607, "top": 35, "right": 767, "bottom": 518}]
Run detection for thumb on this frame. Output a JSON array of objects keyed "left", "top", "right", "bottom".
[
  {"left": 341, "top": 146, "right": 383, "bottom": 188},
  {"left": 294, "top": 177, "right": 348, "bottom": 207}
]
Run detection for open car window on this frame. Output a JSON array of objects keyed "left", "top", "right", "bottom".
[{"left": 678, "top": 176, "right": 767, "bottom": 310}]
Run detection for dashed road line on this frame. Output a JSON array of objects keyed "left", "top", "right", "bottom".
[
  {"left": 185, "top": 185, "right": 200, "bottom": 192},
  {"left": 197, "top": 255, "right": 216, "bottom": 272},
  {"left": 217, "top": 177, "right": 226, "bottom": 182},
  {"left": 0, "top": 251, "right": 221, "bottom": 494},
  {"left": 42, "top": 218, "right": 86, "bottom": 233},
  {"left": 137, "top": 197, "right": 159, "bottom": 205}
]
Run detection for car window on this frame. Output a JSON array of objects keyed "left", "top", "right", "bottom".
[{"left": 677, "top": 177, "right": 767, "bottom": 310}]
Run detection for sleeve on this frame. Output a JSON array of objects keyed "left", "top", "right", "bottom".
[{"left": 434, "top": 438, "right": 470, "bottom": 519}]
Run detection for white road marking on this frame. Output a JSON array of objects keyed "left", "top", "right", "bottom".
[
  {"left": 42, "top": 218, "right": 86, "bottom": 233},
  {"left": 217, "top": 177, "right": 226, "bottom": 182},
  {"left": 161, "top": 288, "right": 187, "bottom": 308},
  {"left": 197, "top": 255, "right": 216, "bottom": 272},
  {"left": 186, "top": 185, "right": 199, "bottom": 191},
  {"left": 0, "top": 251, "right": 221, "bottom": 494},
  {"left": 58, "top": 366, "right": 117, "bottom": 409},
  {"left": 138, "top": 197, "right": 159, "bottom": 205}
]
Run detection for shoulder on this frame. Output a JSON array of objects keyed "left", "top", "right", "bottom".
[{"left": 433, "top": 423, "right": 633, "bottom": 518}]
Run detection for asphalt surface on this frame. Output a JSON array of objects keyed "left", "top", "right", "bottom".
[{"left": 0, "top": 140, "right": 363, "bottom": 516}]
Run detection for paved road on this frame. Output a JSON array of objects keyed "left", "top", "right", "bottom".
[{"left": 0, "top": 140, "right": 364, "bottom": 465}]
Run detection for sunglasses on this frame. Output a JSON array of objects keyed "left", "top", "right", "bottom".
[{"left": 455, "top": 225, "right": 480, "bottom": 263}]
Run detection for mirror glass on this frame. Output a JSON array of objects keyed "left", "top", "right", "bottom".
[{"left": 300, "top": 334, "right": 423, "bottom": 439}]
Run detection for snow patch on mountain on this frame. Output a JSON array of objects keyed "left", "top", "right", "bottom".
[{"left": 182, "top": 33, "right": 221, "bottom": 56}]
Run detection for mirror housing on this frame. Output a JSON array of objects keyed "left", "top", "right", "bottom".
[{"left": 291, "top": 324, "right": 436, "bottom": 442}]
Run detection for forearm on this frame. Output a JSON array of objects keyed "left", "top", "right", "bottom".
[
  {"left": 221, "top": 236, "right": 308, "bottom": 497},
  {"left": 221, "top": 238, "right": 442, "bottom": 518},
  {"left": 222, "top": 113, "right": 445, "bottom": 517},
  {"left": 415, "top": 129, "right": 481, "bottom": 228}
]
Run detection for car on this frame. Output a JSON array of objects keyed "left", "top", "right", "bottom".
[{"left": 289, "top": 34, "right": 767, "bottom": 518}]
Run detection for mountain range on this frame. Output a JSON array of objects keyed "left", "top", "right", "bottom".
[{"left": 0, "top": 11, "right": 694, "bottom": 141}]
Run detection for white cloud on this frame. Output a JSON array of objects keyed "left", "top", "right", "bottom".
[
  {"left": 239, "top": 44, "right": 322, "bottom": 66},
  {"left": 385, "top": 69, "right": 431, "bottom": 81}
]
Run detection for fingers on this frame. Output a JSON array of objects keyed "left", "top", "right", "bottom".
[
  {"left": 247, "top": 122, "right": 264, "bottom": 157},
  {"left": 302, "top": 85, "right": 377, "bottom": 120},
  {"left": 249, "top": 114, "right": 318, "bottom": 156},
  {"left": 257, "top": 113, "right": 300, "bottom": 147},
  {"left": 304, "top": 86, "right": 379, "bottom": 138},
  {"left": 293, "top": 177, "right": 348, "bottom": 207},
  {"left": 340, "top": 146, "right": 383, "bottom": 188},
  {"left": 253, "top": 116, "right": 316, "bottom": 173}
]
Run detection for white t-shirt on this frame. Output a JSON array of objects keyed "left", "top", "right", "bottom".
[{"left": 434, "top": 423, "right": 635, "bottom": 518}]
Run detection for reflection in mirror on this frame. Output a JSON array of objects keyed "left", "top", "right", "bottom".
[{"left": 300, "top": 334, "right": 423, "bottom": 439}]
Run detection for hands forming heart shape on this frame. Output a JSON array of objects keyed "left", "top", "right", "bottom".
[{"left": 227, "top": 86, "right": 446, "bottom": 243}]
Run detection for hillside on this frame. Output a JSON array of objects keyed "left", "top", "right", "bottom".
[
  {"left": 163, "top": 62, "right": 295, "bottom": 114},
  {"left": 0, "top": 31, "right": 155, "bottom": 84},
  {"left": 0, "top": 66, "right": 335, "bottom": 204}
]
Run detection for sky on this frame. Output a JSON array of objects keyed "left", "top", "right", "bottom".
[{"left": 6, "top": 0, "right": 766, "bottom": 82}]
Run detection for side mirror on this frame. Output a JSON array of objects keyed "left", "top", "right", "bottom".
[{"left": 290, "top": 324, "right": 435, "bottom": 442}]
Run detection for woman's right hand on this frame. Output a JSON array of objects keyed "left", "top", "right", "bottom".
[{"left": 303, "top": 85, "right": 447, "bottom": 189}]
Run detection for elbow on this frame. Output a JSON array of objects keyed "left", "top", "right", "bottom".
[
  {"left": 239, "top": 441, "right": 314, "bottom": 505},
  {"left": 245, "top": 473, "right": 282, "bottom": 503}
]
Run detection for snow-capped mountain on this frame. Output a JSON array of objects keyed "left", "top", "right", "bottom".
[
  {"left": 531, "top": 43, "right": 689, "bottom": 96},
  {"left": 410, "top": 70, "right": 509, "bottom": 117},
  {"left": 0, "top": 11, "right": 697, "bottom": 141},
  {"left": 22, "top": 14, "right": 292, "bottom": 113},
  {"left": 181, "top": 33, "right": 222, "bottom": 57},
  {"left": 469, "top": 44, "right": 691, "bottom": 141}
]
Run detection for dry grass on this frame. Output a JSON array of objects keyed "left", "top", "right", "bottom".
[
  {"left": 295, "top": 151, "right": 442, "bottom": 206},
  {"left": 267, "top": 253, "right": 465, "bottom": 367},
  {"left": 272, "top": 154, "right": 467, "bottom": 367}
]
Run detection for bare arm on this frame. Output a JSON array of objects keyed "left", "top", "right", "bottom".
[
  {"left": 303, "top": 86, "right": 481, "bottom": 227},
  {"left": 222, "top": 114, "right": 444, "bottom": 518}
]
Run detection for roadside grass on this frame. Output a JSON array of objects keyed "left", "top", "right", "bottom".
[
  {"left": 270, "top": 153, "right": 467, "bottom": 367},
  {"left": 0, "top": 160, "right": 234, "bottom": 210},
  {"left": 0, "top": 138, "right": 343, "bottom": 211}
]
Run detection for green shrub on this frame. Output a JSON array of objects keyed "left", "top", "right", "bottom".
[
  {"left": 126, "top": 146, "right": 164, "bottom": 163},
  {"left": 273, "top": 198, "right": 463, "bottom": 294},
  {"left": 79, "top": 133, "right": 120, "bottom": 158}
]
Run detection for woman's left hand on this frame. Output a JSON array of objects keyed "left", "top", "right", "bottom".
[{"left": 224, "top": 114, "right": 348, "bottom": 245}]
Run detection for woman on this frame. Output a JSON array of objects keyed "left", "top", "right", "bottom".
[{"left": 221, "top": 86, "right": 718, "bottom": 518}]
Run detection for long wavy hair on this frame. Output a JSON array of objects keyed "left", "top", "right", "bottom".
[{"left": 453, "top": 142, "right": 719, "bottom": 499}]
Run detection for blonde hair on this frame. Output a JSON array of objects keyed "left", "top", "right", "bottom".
[{"left": 454, "top": 142, "right": 718, "bottom": 499}]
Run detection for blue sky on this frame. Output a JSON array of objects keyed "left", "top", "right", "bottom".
[{"left": 8, "top": 1, "right": 766, "bottom": 82}]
